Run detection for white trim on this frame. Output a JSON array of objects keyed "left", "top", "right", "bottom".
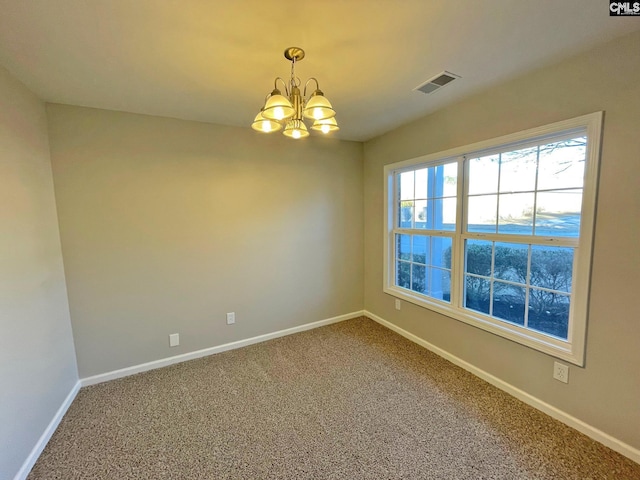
[
  {"left": 81, "top": 310, "right": 364, "bottom": 387},
  {"left": 385, "top": 285, "right": 575, "bottom": 361},
  {"left": 13, "top": 380, "right": 81, "bottom": 480},
  {"left": 364, "top": 310, "right": 640, "bottom": 465}
]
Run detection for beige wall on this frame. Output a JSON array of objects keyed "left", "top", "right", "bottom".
[
  {"left": 363, "top": 31, "right": 640, "bottom": 450},
  {"left": 46, "top": 105, "right": 364, "bottom": 379},
  {"left": 0, "top": 67, "right": 78, "bottom": 478}
]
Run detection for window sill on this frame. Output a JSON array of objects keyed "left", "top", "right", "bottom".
[{"left": 384, "top": 285, "right": 583, "bottom": 366}]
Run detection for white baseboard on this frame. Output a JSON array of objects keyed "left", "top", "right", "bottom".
[
  {"left": 364, "top": 310, "right": 640, "bottom": 465},
  {"left": 13, "top": 380, "right": 81, "bottom": 480},
  {"left": 81, "top": 310, "right": 364, "bottom": 387}
]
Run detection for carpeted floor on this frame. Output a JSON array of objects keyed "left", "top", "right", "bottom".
[{"left": 28, "top": 317, "right": 640, "bottom": 479}]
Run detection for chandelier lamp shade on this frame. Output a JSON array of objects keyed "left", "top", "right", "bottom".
[{"left": 252, "top": 47, "right": 338, "bottom": 139}]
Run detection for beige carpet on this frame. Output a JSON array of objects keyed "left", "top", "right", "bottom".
[{"left": 28, "top": 317, "right": 639, "bottom": 479}]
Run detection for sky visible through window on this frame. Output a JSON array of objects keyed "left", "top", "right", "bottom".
[{"left": 398, "top": 137, "right": 586, "bottom": 235}]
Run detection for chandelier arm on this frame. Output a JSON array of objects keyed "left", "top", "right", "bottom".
[
  {"left": 303, "top": 78, "right": 320, "bottom": 98},
  {"left": 274, "top": 77, "right": 289, "bottom": 97}
]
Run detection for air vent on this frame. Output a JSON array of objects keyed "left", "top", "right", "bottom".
[{"left": 414, "top": 71, "right": 460, "bottom": 95}]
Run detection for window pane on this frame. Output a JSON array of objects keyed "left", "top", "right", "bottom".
[
  {"left": 465, "top": 275, "right": 490, "bottom": 314},
  {"left": 424, "top": 198, "right": 434, "bottom": 230},
  {"left": 399, "top": 171, "right": 414, "bottom": 200},
  {"left": 467, "top": 194, "right": 497, "bottom": 233},
  {"left": 430, "top": 268, "right": 451, "bottom": 302},
  {"left": 432, "top": 164, "right": 447, "bottom": 197},
  {"left": 432, "top": 236, "right": 453, "bottom": 269},
  {"left": 434, "top": 197, "right": 457, "bottom": 230},
  {"left": 537, "top": 137, "right": 586, "bottom": 191},
  {"left": 442, "top": 162, "right": 458, "bottom": 197},
  {"left": 397, "top": 234, "right": 411, "bottom": 260},
  {"left": 411, "top": 264, "right": 427, "bottom": 294},
  {"left": 499, "top": 147, "right": 538, "bottom": 193},
  {"left": 527, "top": 290, "right": 570, "bottom": 339},
  {"left": 535, "top": 189, "right": 582, "bottom": 237},
  {"left": 492, "top": 281, "right": 526, "bottom": 325},
  {"left": 397, "top": 260, "right": 410, "bottom": 289},
  {"left": 414, "top": 168, "right": 429, "bottom": 199},
  {"left": 530, "top": 246, "right": 573, "bottom": 293},
  {"left": 498, "top": 192, "right": 534, "bottom": 235},
  {"left": 399, "top": 201, "right": 414, "bottom": 228},
  {"left": 465, "top": 240, "right": 493, "bottom": 276},
  {"left": 414, "top": 199, "right": 427, "bottom": 229},
  {"left": 412, "top": 235, "right": 429, "bottom": 265},
  {"left": 468, "top": 155, "right": 499, "bottom": 195},
  {"left": 494, "top": 242, "right": 528, "bottom": 284}
]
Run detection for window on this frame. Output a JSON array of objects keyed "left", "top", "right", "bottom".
[
  {"left": 395, "top": 163, "right": 457, "bottom": 301},
  {"left": 383, "top": 113, "right": 602, "bottom": 365}
]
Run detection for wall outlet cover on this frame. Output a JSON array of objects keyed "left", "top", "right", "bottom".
[{"left": 553, "top": 361, "right": 569, "bottom": 383}]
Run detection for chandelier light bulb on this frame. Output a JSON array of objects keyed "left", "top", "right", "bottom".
[
  {"left": 252, "top": 111, "right": 282, "bottom": 134},
  {"left": 273, "top": 106, "right": 285, "bottom": 120},
  {"left": 303, "top": 92, "right": 335, "bottom": 121},
  {"left": 262, "top": 90, "right": 294, "bottom": 121},
  {"left": 283, "top": 119, "right": 309, "bottom": 139},
  {"left": 311, "top": 116, "right": 339, "bottom": 134}
]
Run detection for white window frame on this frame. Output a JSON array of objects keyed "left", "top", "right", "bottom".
[{"left": 383, "top": 112, "right": 603, "bottom": 366}]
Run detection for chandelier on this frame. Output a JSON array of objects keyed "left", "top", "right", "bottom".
[{"left": 252, "top": 47, "right": 338, "bottom": 139}]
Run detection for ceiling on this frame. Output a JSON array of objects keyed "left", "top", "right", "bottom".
[{"left": 0, "top": 1, "right": 637, "bottom": 142}]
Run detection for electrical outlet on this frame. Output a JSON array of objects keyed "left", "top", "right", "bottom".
[
  {"left": 226, "top": 312, "right": 235, "bottom": 325},
  {"left": 395, "top": 299, "right": 401, "bottom": 310},
  {"left": 169, "top": 333, "right": 179, "bottom": 347},
  {"left": 553, "top": 361, "right": 569, "bottom": 383}
]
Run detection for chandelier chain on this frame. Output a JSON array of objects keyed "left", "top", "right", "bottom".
[{"left": 290, "top": 57, "right": 301, "bottom": 89}]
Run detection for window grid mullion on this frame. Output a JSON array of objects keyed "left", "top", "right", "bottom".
[
  {"left": 413, "top": 169, "right": 418, "bottom": 229},
  {"left": 393, "top": 172, "right": 399, "bottom": 230},
  {"left": 532, "top": 145, "right": 541, "bottom": 235},
  {"left": 489, "top": 242, "right": 496, "bottom": 317},
  {"left": 524, "top": 245, "right": 532, "bottom": 328},
  {"left": 495, "top": 153, "right": 502, "bottom": 235},
  {"left": 394, "top": 228, "right": 455, "bottom": 237},
  {"left": 453, "top": 156, "right": 466, "bottom": 309},
  {"left": 461, "top": 232, "right": 579, "bottom": 248},
  {"left": 409, "top": 238, "right": 413, "bottom": 289}
]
